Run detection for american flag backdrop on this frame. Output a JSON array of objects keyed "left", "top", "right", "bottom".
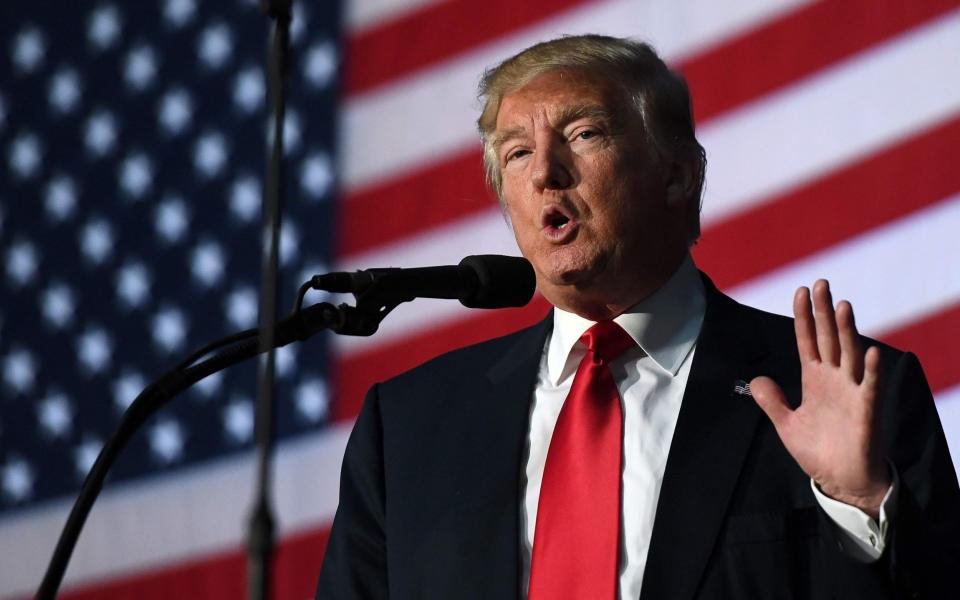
[{"left": 1, "top": 0, "right": 959, "bottom": 598}]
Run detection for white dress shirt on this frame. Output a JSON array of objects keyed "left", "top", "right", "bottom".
[{"left": 519, "top": 255, "right": 894, "bottom": 599}]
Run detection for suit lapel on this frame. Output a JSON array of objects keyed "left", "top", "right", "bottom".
[
  {"left": 434, "top": 314, "right": 551, "bottom": 598},
  {"left": 640, "top": 280, "right": 771, "bottom": 600}
]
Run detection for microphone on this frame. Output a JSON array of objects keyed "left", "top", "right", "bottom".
[{"left": 309, "top": 255, "right": 536, "bottom": 308}]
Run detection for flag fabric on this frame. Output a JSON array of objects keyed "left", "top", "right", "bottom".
[{"left": 2, "top": 0, "right": 959, "bottom": 598}]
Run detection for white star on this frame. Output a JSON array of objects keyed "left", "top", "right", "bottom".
[
  {"left": 276, "top": 345, "right": 296, "bottom": 378},
  {"left": 38, "top": 391, "right": 73, "bottom": 438},
  {"left": 193, "top": 131, "right": 228, "bottom": 178},
  {"left": 6, "top": 239, "right": 39, "bottom": 286},
  {"left": 48, "top": 67, "right": 82, "bottom": 114},
  {"left": 112, "top": 371, "right": 145, "bottom": 412},
  {"left": 152, "top": 306, "right": 188, "bottom": 352},
  {"left": 158, "top": 88, "right": 193, "bottom": 135},
  {"left": 12, "top": 27, "right": 45, "bottom": 74},
  {"left": 84, "top": 110, "right": 118, "bottom": 157},
  {"left": 290, "top": 3, "right": 307, "bottom": 44},
  {"left": 88, "top": 5, "right": 122, "bottom": 51},
  {"left": 73, "top": 437, "right": 102, "bottom": 479},
  {"left": 119, "top": 152, "right": 153, "bottom": 198},
  {"left": 304, "top": 41, "right": 336, "bottom": 90},
  {"left": 225, "top": 285, "right": 258, "bottom": 329},
  {"left": 1, "top": 457, "right": 34, "bottom": 502},
  {"left": 280, "top": 221, "right": 299, "bottom": 265},
  {"left": 45, "top": 175, "right": 78, "bottom": 221},
  {"left": 41, "top": 282, "right": 75, "bottom": 328},
  {"left": 77, "top": 326, "right": 112, "bottom": 374},
  {"left": 148, "top": 420, "right": 185, "bottom": 464},
  {"left": 9, "top": 132, "right": 43, "bottom": 179},
  {"left": 79, "top": 218, "right": 114, "bottom": 265},
  {"left": 124, "top": 45, "right": 158, "bottom": 91},
  {"left": 296, "top": 378, "right": 329, "bottom": 423},
  {"left": 233, "top": 66, "right": 264, "bottom": 113},
  {"left": 155, "top": 196, "right": 189, "bottom": 244},
  {"left": 3, "top": 348, "right": 36, "bottom": 394},
  {"left": 230, "top": 175, "right": 260, "bottom": 222},
  {"left": 193, "top": 371, "right": 222, "bottom": 398},
  {"left": 300, "top": 151, "right": 333, "bottom": 199},
  {"left": 164, "top": 0, "right": 196, "bottom": 28},
  {"left": 283, "top": 110, "right": 301, "bottom": 155},
  {"left": 115, "top": 261, "right": 151, "bottom": 309},
  {"left": 191, "top": 240, "right": 225, "bottom": 287},
  {"left": 223, "top": 397, "right": 254, "bottom": 443},
  {"left": 197, "top": 23, "right": 232, "bottom": 69}
]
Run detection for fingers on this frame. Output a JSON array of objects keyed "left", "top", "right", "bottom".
[
  {"left": 812, "top": 280, "right": 841, "bottom": 366},
  {"left": 750, "top": 375, "right": 793, "bottom": 431},
  {"left": 837, "top": 300, "right": 864, "bottom": 381},
  {"left": 793, "top": 286, "right": 819, "bottom": 363},
  {"left": 861, "top": 346, "right": 881, "bottom": 398}
]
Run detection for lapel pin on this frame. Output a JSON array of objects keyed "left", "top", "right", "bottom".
[{"left": 733, "top": 379, "right": 753, "bottom": 398}]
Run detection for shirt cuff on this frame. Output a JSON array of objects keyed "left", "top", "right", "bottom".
[{"left": 810, "top": 468, "right": 899, "bottom": 563}]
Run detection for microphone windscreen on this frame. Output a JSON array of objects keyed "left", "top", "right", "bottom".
[{"left": 458, "top": 255, "right": 536, "bottom": 308}]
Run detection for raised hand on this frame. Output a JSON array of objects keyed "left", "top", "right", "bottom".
[{"left": 750, "top": 280, "right": 890, "bottom": 519}]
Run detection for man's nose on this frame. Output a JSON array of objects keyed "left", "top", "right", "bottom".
[{"left": 531, "top": 141, "right": 573, "bottom": 191}]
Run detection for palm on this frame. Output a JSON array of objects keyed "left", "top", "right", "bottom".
[{"left": 750, "top": 280, "right": 889, "bottom": 518}]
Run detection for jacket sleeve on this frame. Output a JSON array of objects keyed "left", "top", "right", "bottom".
[
  {"left": 814, "top": 351, "right": 959, "bottom": 599},
  {"left": 882, "top": 351, "right": 960, "bottom": 598},
  {"left": 316, "top": 385, "right": 389, "bottom": 600}
]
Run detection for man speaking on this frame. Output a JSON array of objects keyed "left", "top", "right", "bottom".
[{"left": 317, "top": 35, "right": 958, "bottom": 599}]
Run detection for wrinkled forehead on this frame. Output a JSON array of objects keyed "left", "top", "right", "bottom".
[{"left": 493, "top": 68, "right": 632, "bottom": 131}]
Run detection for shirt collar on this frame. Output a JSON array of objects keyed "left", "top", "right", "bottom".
[{"left": 545, "top": 254, "right": 706, "bottom": 384}]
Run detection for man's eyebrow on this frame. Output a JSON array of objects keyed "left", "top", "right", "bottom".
[
  {"left": 492, "top": 104, "right": 615, "bottom": 152},
  {"left": 491, "top": 126, "right": 527, "bottom": 153},
  {"left": 555, "top": 104, "right": 615, "bottom": 127}
]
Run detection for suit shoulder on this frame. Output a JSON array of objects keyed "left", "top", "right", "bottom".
[
  {"left": 378, "top": 316, "right": 549, "bottom": 393},
  {"left": 724, "top": 293, "right": 911, "bottom": 363}
]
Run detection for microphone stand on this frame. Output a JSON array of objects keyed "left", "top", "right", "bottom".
[
  {"left": 249, "top": 1, "right": 291, "bottom": 598},
  {"left": 35, "top": 301, "right": 353, "bottom": 600},
  {"left": 35, "top": 255, "right": 533, "bottom": 597}
]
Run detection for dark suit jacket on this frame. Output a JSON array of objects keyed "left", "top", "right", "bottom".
[{"left": 317, "top": 277, "right": 959, "bottom": 599}]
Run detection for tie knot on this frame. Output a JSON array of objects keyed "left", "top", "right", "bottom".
[{"left": 581, "top": 321, "right": 635, "bottom": 364}]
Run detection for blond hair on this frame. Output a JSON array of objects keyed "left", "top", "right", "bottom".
[{"left": 477, "top": 34, "right": 706, "bottom": 240}]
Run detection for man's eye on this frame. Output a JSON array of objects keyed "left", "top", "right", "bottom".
[
  {"left": 576, "top": 130, "right": 598, "bottom": 141},
  {"left": 506, "top": 149, "right": 530, "bottom": 162}
]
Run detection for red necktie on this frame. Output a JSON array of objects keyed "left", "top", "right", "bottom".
[{"left": 528, "top": 321, "right": 636, "bottom": 600}]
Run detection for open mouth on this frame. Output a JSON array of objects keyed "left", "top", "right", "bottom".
[{"left": 540, "top": 204, "right": 578, "bottom": 240}]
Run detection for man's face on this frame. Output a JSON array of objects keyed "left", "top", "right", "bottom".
[{"left": 494, "top": 69, "right": 691, "bottom": 319}]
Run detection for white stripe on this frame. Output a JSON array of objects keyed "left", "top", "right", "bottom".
[
  {"left": 333, "top": 208, "right": 521, "bottom": 355},
  {"left": 728, "top": 192, "right": 960, "bottom": 336},
  {"left": 934, "top": 384, "right": 960, "bottom": 481},
  {"left": 332, "top": 192, "right": 960, "bottom": 356},
  {"left": 341, "top": 0, "right": 812, "bottom": 191},
  {"left": 700, "top": 8, "right": 960, "bottom": 225},
  {"left": 346, "top": 0, "right": 448, "bottom": 34},
  {"left": 0, "top": 423, "right": 352, "bottom": 596}
]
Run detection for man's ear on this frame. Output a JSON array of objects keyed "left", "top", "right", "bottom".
[{"left": 664, "top": 153, "right": 697, "bottom": 210}]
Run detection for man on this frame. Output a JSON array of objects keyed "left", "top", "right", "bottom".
[{"left": 317, "top": 36, "right": 958, "bottom": 599}]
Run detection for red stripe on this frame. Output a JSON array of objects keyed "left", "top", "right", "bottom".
[
  {"left": 345, "top": 0, "right": 593, "bottom": 95},
  {"left": 337, "top": 1, "right": 959, "bottom": 257},
  {"left": 879, "top": 302, "right": 960, "bottom": 395},
  {"left": 337, "top": 149, "right": 493, "bottom": 257},
  {"left": 332, "top": 296, "right": 551, "bottom": 421},
  {"left": 59, "top": 528, "right": 331, "bottom": 600},
  {"left": 683, "top": 0, "right": 960, "bottom": 122},
  {"left": 693, "top": 114, "right": 960, "bottom": 290}
]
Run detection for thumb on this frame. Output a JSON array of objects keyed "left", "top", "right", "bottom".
[{"left": 749, "top": 375, "right": 793, "bottom": 430}]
